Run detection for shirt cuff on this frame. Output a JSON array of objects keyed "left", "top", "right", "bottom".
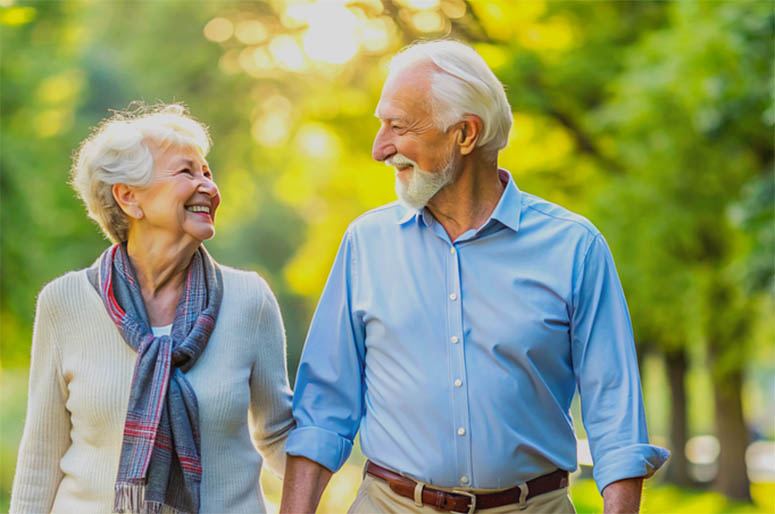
[
  {"left": 285, "top": 425, "right": 353, "bottom": 472},
  {"left": 593, "top": 443, "right": 671, "bottom": 495}
]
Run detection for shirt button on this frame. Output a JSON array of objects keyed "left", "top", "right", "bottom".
[
  {"left": 454, "top": 379, "right": 463, "bottom": 387},
  {"left": 460, "top": 475, "right": 469, "bottom": 485},
  {"left": 457, "top": 427, "right": 466, "bottom": 436},
  {"left": 450, "top": 247, "right": 456, "bottom": 254},
  {"left": 450, "top": 336, "right": 459, "bottom": 344},
  {"left": 449, "top": 293, "right": 458, "bottom": 301}
]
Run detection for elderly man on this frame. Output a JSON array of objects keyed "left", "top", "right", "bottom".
[{"left": 280, "top": 40, "right": 668, "bottom": 514}]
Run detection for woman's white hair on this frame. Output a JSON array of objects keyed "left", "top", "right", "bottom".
[
  {"left": 71, "top": 103, "right": 211, "bottom": 242},
  {"left": 388, "top": 40, "right": 513, "bottom": 156}
]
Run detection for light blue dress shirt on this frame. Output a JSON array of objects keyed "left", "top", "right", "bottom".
[{"left": 286, "top": 170, "right": 669, "bottom": 494}]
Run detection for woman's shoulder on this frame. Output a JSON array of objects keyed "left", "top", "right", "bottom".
[
  {"left": 38, "top": 269, "right": 92, "bottom": 304},
  {"left": 219, "top": 264, "right": 268, "bottom": 288},
  {"left": 219, "top": 265, "right": 276, "bottom": 308},
  {"left": 35, "top": 269, "right": 95, "bottom": 322}
]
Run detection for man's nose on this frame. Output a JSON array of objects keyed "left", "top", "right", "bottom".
[{"left": 371, "top": 127, "right": 396, "bottom": 162}]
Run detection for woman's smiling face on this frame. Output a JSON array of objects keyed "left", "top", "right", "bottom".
[{"left": 132, "top": 143, "right": 221, "bottom": 244}]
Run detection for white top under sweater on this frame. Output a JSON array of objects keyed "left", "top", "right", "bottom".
[{"left": 11, "top": 266, "right": 295, "bottom": 514}]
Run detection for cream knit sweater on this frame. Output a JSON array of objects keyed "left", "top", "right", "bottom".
[{"left": 10, "top": 266, "right": 294, "bottom": 514}]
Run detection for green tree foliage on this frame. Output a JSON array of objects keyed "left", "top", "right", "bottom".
[{"left": 590, "top": 1, "right": 773, "bottom": 499}]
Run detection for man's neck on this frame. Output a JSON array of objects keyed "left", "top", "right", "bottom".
[{"left": 425, "top": 158, "right": 504, "bottom": 242}]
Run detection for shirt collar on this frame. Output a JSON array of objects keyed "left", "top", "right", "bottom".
[
  {"left": 397, "top": 204, "right": 425, "bottom": 225},
  {"left": 397, "top": 168, "right": 522, "bottom": 233},
  {"left": 489, "top": 168, "right": 522, "bottom": 233}
]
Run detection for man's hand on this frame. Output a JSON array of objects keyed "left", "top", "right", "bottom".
[
  {"left": 279, "top": 455, "right": 334, "bottom": 514},
  {"left": 602, "top": 477, "right": 643, "bottom": 514}
]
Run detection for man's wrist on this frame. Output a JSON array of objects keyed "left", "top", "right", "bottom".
[
  {"left": 280, "top": 455, "right": 334, "bottom": 514},
  {"left": 602, "top": 477, "right": 643, "bottom": 514}
]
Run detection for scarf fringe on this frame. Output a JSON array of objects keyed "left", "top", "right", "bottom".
[
  {"left": 113, "top": 483, "right": 191, "bottom": 514},
  {"left": 113, "top": 483, "right": 189, "bottom": 514},
  {"left": 114, "top": 483, "right": 147, "bottom": 513}
]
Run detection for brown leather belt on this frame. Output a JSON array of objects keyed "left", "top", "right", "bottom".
[{"left": 366, "top": 461, "right": 568, "bottom": 513}]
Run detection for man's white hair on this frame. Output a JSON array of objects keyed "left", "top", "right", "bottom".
[
  {"left": 71, "top": 103, "right": 210, "bottom": 242},
  {"left": 388, "top": 40, "right": 513, "bottom": 155}
]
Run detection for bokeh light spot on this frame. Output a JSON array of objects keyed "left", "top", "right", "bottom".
[
  {"left": 33, "top": 109, "right": 73, "bottom": 138},
  {"left": 218, "top": 49, "right": 242, "bottom": 75},
  {"left": 203, "top": 17, "right": 233, "bottom": 43},
  {"left": 252, "top": 94, "right": 294, "bottom": 147},
  {"left": 402, "top": 0, "right": 440, "bottom": 9},
  {"left": 36, "top": 71, "right": 84, "bottom": 104},
  {"left": 235, "top": 19, "right": 268, "bottom": 45},
  {"left": 411, "top": 10, "right": 445, "bottom": 33},
  {"left": 0, "top": 6, "right": 35, "bottom": 26},
  {"left": 252, "top": 112, "right": 291, "bottom": 147},
  {"left": 440, "top": 0, "right": 466, "bottom": 19},
  {"left": 302, "top": 5, "right": 360, "bottom": 64},
  {"left": 295, "top": 124, "right": 340, "bottom": 160},
  {"left": 360, "top": 18, "right": 392, "bottom": 53},
  {"left": 269, "top": 35, "right": 307, "bottom": 72}
]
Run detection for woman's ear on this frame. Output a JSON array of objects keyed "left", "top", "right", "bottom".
[
  {"left": 456, "top": 115, "right": 483, "bottom": 155},
  {"left": 112, "top": 183, "right": 144, "bottom": 220}
]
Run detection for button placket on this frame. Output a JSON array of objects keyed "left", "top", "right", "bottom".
[{"left": 446, "top": 242, "right": 472, "bottom": 487}]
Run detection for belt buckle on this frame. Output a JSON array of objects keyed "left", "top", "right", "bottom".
[{"left": 450, "top": 489, "right": 477, "bottom": 514}]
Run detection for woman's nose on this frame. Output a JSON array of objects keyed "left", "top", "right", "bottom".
[{"left": 199, "top": 177, "right": 218, "bottom": 196}]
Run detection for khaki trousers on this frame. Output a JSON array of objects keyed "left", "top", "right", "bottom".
[{"left": 347, "top": 474, "right": 577, "bottom": 514}]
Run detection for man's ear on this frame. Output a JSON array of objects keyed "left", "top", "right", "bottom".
[
  {"left": 112, "top": 183, "right": 144, "bottom": 220},
  {"left": 456, "top": 115, "right": 483, "bottom": 156}
]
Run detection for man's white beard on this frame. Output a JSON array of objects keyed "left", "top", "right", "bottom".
[{"left": 387, "top": 153, "right": 458, "bottom": 210}]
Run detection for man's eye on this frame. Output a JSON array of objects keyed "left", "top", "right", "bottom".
[{"left": 179, "top": 168, "right": 193, "bottom": 175}]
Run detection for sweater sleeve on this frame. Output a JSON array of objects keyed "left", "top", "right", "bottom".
[
  {"left": 248, "top": 275, "right": 295, "bottom": 478},
  {"left": 10, "top": 283, "right": 72, "bottom": 514}
]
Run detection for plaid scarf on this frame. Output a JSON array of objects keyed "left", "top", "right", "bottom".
[{"left": 95, "top": 243, "right": 222, "bottom": 514}]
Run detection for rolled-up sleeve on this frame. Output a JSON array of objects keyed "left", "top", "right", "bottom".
[
  {"left": 571, "top": 234, "right": 670, "bottom": 494},
  {"left": 285, "top": 230, "right": 366, "bottom": 472}
]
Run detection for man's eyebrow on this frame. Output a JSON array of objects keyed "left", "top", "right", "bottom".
[{"left": 373, "top": 110, "right": 404, "bottom": 122}]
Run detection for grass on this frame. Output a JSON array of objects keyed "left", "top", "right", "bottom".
[
  {"left": 570, "top": 478, "right": 773, "bottom": 514},
  {"left": 2, "top": 368, "right": 773, "bottom": 514}
]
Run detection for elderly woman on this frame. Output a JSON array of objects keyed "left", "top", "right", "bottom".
[{"left": 10, "top": 104, "right": 294, "bottom": 514}]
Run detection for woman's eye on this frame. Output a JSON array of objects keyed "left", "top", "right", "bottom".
[{"left": 179, "top": 168, "right": 193, "bottom": 175}]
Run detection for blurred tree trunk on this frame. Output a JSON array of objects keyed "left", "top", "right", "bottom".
[
  {"left": 706, "top": 278, "right": 752, "bottom": 502},
  {"left": 664, "top": 348, "right": 692, "bottom": 487},
  {"left": 709, "top": 366, "right": 750, "bottom": 501}
]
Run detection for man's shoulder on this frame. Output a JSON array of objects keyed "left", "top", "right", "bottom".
[
  {"left": 520, "top": 192, "right": 601, "bottom": 240},
  {"left": 347, "top": 201, "right": 406, "bottom": 235}
]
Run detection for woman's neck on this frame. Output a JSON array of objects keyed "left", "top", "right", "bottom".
[{"left": 125, "top": 230, "right": 199, "bottom": 325}]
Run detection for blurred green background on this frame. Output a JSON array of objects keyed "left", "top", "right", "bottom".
[{"left": 1, "top": 0, "right": 773, "bottom": 513}]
